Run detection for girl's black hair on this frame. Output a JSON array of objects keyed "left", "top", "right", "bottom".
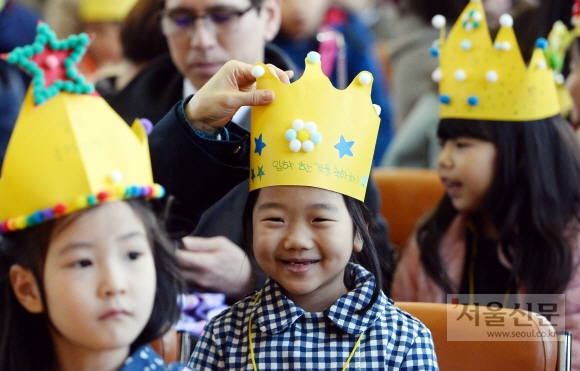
[
  {"left": 242, "top": 188, "right": 390, "bottom": 314},
  {"left": 418, "top": 116, "right": 580, "bottom": 295},
  {"left": 0, "top": 199, "right": 183, "bottom": 371}
]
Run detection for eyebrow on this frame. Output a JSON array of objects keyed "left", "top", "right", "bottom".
[
  {"left": 57, "top": 231, "right": 146, "bottom": 255},
  {"left": 257, "top": 202, "right": 339, "bottom": 212}
]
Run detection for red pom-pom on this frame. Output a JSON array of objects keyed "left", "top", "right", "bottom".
[
  {"left": 54, "top": 203, "right": 67, "bottom": 215},
  {"left": 97, "top": 191, "right": 109, "bottom": 201}
]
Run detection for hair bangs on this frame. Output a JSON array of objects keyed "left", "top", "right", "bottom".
[{"left": 437, "top": 118, "right": 496, "bottom": 141}]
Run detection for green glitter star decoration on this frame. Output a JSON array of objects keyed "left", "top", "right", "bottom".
[{"left": 2, "top": 22, "right": 94, "bottom": 105}]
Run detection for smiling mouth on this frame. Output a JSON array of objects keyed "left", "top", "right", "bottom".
[{"left": 282, "top": 260, "right": 320, "bottom": 267}]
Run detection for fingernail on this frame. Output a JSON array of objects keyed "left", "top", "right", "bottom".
[{"left": 262, "top": 90, "right": 274, "bottom": 102}]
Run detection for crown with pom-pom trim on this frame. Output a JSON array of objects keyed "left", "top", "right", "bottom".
[
  {"left": 249, "top": 51, "right": 380, "bottom": 201},
  {"left": 432, "top": 0, "right": 560, "bottom": 121},
  {"left": 0, "top": 23, "right": 163, "bottom": 233}
]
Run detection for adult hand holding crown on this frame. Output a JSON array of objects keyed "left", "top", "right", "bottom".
[{"left": 184, "top": 61, "right": 294, "bottom": 135}]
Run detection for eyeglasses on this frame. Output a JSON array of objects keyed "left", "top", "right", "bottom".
[{"left": 160, "top": 4, "right": 257, "bottom": 37}]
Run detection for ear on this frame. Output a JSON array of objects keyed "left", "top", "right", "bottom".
[
  {"left": 9, "top": 265, "right": 44, "bottom": 314},
  {"left": 260, "top": 0, "right": 282, "bottom": 42},
  {"left": 353, "top": 231, "right": 363, "bottom": 253}
]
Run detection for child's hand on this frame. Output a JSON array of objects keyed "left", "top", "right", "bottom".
[{"left": 185, "top": 60, "right": 293, "bottom": 135}]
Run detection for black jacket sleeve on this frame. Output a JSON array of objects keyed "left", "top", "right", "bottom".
[{"left": 149, "top": 96, "right": 251, "bottom": 237}]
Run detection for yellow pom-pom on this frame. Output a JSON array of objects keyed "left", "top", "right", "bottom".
[
  {"left": 15, "top": 216, "right": 27, "bottom": 229},
  {"left": 76, "top": 195, "right": 89, "bottom": 209},
  {"left": 297, "top": 129, "right": 310, "bottom": 142}
]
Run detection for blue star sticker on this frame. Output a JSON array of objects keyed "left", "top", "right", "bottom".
[
  {"left": 254, "top": 134, "right": 267, "bottom": 156},
  {"left": 257, "top": 165, "right": 265, "bottom": 181},
  {"left": 251, "top": 168, "right": 256, "bottom": 182},
  {"left": 362, "top": 175, "right": 368, "bottom": 187},
  {"left": 334, "top": 135, "right": 354, "bottom": 159}
]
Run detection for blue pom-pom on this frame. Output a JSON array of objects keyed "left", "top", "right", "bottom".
[
  {"left": 535, "top": 38, "right": 548, "bottom": 51},
  {"left": 311, "top": 132, "right": 322, "bottom": 144},
  {"left": 430, "top": 46, "right": 439, "bottom": 58},
  {"left": 468, "top": 95, "right": 479, "bottom": 106},
  {"left": 440, "top": 94, "right": 451, "bottom": 104},
  {"left": 33, "top": 211, "right": 44, "bottom": 224}
]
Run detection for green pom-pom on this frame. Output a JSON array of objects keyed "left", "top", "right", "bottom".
[
  {"left": 63, "top": 81, "right": 74, "bottom": 92},
  {"left": 72, "top": 85, "right": 83, "bottom": 94},
  {"left": 53, "top": 80, "right": 63, "bottom": 89},
  {"left": 78, "top": 33, "right": 90, "bottom": 44},
  {"left": 63, "top": 59, "right": 73, "bottom": 68},
  {"left": 31, "top": 42, "right": 43, "bottom": 54},
  {"left": 83, "top": 84, "right": 94, "bottom": 94},
  {"left": 6, "top": 53, "right": 17, "bottom": 64},
  {"left": 37, "top": 23, "right": 49, "bottom": 34},
  {"left": 22, "top": 47, "right": 33, "bottom": 59},
  {"left": 34, "top": 91, "right": 46, "bottom": 105},
  {"left": 32, "top": 76, "right": 44, "bottom": 87},
  {"left": 66, "top": 68, "right": 76, "bottom": 79},
  {"left": 36, "top": 34, "right": 47, "bottom": 45}
]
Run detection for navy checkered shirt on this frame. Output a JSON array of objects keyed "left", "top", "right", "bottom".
[{"left": 189, "top": 263, "right": 439, "bottom": 370}]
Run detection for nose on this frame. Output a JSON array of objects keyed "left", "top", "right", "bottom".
[
  {"left": 438, "top": 142, "right": 453, "bottom": 170},
  {"left": 188, "top": 17, "right": 218, "bottom": 49},
  {"left": 98, "top": 261, "right": 127, "bottom": 298},
  {"left": 282, "top": 222, "right": 315, "bottom": 251}
]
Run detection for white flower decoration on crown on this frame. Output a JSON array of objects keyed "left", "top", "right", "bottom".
[{"left": 285, "top": 119, "right": 322, "bottom": 153}]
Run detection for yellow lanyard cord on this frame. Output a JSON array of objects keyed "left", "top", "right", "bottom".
[
  {"left": 248, "top": 290, "right": 365, "bottom": 371},
  {"left": 248, "top": 291, "right": 262, "bottom": 371}
]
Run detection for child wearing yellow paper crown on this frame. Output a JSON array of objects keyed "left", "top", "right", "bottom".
[
  {"left": 0, "top": 23, "right": 188, "bottom": 371},
  {"left": 392, "top": 1, "right": 580, "bottom": 369},
  {"left": 188, "top": 51, "right": 439, "bottom": 370}
]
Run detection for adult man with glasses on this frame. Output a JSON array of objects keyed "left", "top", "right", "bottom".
[{"left": 100, "top": 0, "right": 293, "bottom": 126}]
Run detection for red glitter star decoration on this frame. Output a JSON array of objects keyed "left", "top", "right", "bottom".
[{"left": 1, "top": 22, "right": 95, "bottom": 105}]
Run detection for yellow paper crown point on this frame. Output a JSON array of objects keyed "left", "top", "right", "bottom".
[
  {"left": 249, "top": 51, "right": 380, "bottom": 201},
  {"left": 432, "top": 0, "right": 560, "bottom": 121},
  {"left": 0, "top": 24, "right": 163, "bottom": 234},
  {"left": 78, "top": 0, "right": 138, "bottom": 22}
]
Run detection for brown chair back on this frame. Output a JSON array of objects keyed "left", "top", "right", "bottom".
[
  {"left": 372, "top": 168, "right": 444, "bottom": 251},
  {"left": 396, "top": 302, "right": 559, "bottom": 371},
  {"left": 149, "top": 327, "right": 180, "bottom": 365}
]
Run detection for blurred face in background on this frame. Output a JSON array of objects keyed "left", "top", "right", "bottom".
[
  {"left": 162, "top": 0, "right": 281, "bottom": 89},
  {"left": 280, "top": 0, "right": 331, "bottom": 40}
]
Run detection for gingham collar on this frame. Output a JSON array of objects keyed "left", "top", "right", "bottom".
[{"left": 252, "top": 263, "right": 388, "bottom": 335}]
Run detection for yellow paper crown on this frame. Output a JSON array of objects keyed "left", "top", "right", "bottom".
[
  {"left": 433, "top": 0, "right": 560, "bottom": 121},
  {"left": 0, "top": 24, "right": 163, "bottom": 233},
  {"left": 249, "top": 52, "right": 380, "bottom": 201},
  {"left": 79, "top": 0, "right": 138, "bottom": 22}
]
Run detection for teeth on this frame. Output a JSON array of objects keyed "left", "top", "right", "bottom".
[{"left": 288, "top": 260, "right": 317, "bottom": 266}]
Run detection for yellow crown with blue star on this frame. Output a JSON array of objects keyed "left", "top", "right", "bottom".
[
  {"left": 433, "top": 0, "right": 560, "bottom": 121},
  {"left": 0, "top": 23, "right": 163, "bottom": 233},
  {"left": 249, "top": 52, "right": 380, "bottom": 201}
]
